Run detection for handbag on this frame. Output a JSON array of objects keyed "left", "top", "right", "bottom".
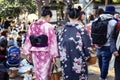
[
  {"left": 109, "top": 54, "right": 115, "bottom": 70},
  {"left": 50, "top": 63, "right": 60, "bottom": 80},
  {"left": 87, "top": 48, "right": 97, "bottom": 65},
  {"left": 8, "top": 67, "right": 18, "bottom": 78}
]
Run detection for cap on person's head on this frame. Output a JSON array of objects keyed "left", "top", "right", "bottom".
[{"left": 104, "top": 5, "right": 118, "bottom": 14}]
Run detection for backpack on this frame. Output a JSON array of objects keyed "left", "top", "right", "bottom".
[
  {"left": 91, "top": 18, "right": 111, "bottom": 45},
  {"left": 7, "top": 46, "right": 21, "bottom": 66}
]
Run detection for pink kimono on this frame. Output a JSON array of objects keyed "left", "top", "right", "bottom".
[{"left": 22, "top": 19, "right": 58, "bottom": 80}]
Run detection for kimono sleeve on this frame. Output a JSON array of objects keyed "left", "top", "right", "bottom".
[
  {"left": 22, "top": 24, "right": 33, "bottom": 55},
  {"left": 49, "top": 27, "right": 59, "bottom": 58},
  {"left": 81, "top": 28, "right": 92, "bottom": 57}
]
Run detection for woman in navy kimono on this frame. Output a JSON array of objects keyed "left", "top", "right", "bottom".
[{"left": 58, "top": 6, "right": 91, "bottom": 80}]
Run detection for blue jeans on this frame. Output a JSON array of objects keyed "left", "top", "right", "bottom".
[{"left": 96, "top": 46, "right": 112, "bottom": 79}]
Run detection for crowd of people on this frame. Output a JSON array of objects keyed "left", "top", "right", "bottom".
[{"left": 0, "top": 4, "right": 120, "bottom": 80}]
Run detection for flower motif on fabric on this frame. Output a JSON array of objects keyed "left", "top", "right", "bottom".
[
  {"left": 64, "top": 29, "right": 67, "bottom": 32},
  {"left": 79, "top": 75, "right": 88, "bottom": 80},
  {"left": 76, "top": 32, "right": 83, "bottom": 51},
  {"left": 69, "top": 37, "right": 78, "bottom": 44},
  {"left": 72, "top": 57, "right": 82, "bottom": 73},
  {"left": 60, "top": 47, "right": 67, "bottom": 63},
  {"left": 76, "top": 32, "right": 81, "bottom": 37}
]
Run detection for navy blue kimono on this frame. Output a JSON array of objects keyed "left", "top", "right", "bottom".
[{"left": 58, "top": 22, "right": 91, "bottom": 80}]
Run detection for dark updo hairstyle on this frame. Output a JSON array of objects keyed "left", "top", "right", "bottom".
[
  {"left": 67, "top": 5, "right": 81, "bottom": 19},
  {"left": 41, "top": 6, "right": 52, "bottom": 17}
]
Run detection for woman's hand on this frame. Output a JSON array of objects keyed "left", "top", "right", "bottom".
[
  {"left": 113, "top": 51, "right": 119, "bottom": 57},
  {"left": 52, "top": 58, "right": 56, "bottom": 64},
  {"left": 27, "top": 54, "right": 33, "bottom": 63},
  {"left": 5, "top": 56, "right": 7, "bottom": 58}
]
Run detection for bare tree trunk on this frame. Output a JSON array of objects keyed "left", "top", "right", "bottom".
[
  {"left": 44, "top": 0, "right": 49, "bottom": 5},
  {"left": 105, "top": 0, "right": 108, "bottom": 6},
  {"left": 36, "top": 0, "right": 42, "bottom": 18},
  {"left": 36, "top": 0, "right": 49, "bottom": 18}
]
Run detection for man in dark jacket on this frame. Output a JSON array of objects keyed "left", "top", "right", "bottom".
[
  {"left": 94, "top": 5, "right": 118, "bottom": 80},
  {"left": 110, "top": 17, "right": 120, "bottom": 80}
]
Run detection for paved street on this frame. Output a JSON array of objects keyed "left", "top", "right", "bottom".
[
  {"left": 11, "top": 64, "right": 115, "bottom": 80},
  {"left": 88, "top": 63, "right": 114, "bottom": 80},
  {"left": 11, "top": 55, "right": 114, "bottom": 80}
]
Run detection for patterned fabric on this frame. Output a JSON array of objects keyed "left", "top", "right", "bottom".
[
  {"left": 22, "top": 19, "right": 58, "bottom": 80},
  {"left": 58, "top": 22, "right": 91, "bottom": 80}
]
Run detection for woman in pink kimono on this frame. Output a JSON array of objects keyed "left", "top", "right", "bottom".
[{"left": 22, "top": 6, "right": 58, "bottom": 80}]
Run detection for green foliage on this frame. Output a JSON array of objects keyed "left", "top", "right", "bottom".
[
  {"left": 94, "top": 0, "right": 120, "bottom": 3},
  {"left": 113, "top": 0, "right": 120, "bottom": 3},
  {"left": 0, "top": 0, "right": 37, "bottom": 18},
  {"left": 1, "top": 6, "right": 21, "bottom": 17}
]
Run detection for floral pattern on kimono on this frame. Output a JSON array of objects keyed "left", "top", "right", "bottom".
[
  {"left": 58, "top": 22, "right": 91, "bottom": 80},
  {"left": 22, "top": 19, "right": 58, "bottom": 80}
]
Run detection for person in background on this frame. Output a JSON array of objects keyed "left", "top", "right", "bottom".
[
  {"left": 97, "top": 8, "right": 104, "bottom": 17},
  {"left": 110, "top": 12, "right": 120, "bottom": 80},
  {"left": 92, "top": 5, "right": 99, "bottom": 19},
  {"left": 4, "top": 16, "right": 12, "bottom": 29},
  {"left": 87, "top": 14, "right": 94, "bottom": 24},
  {"left": 17, "top": 31, "right": 23, "bottom": 48},
  {"left": 0, "top": 18, "right": 3, "bottom": 31},
  {"left": 0, "top": 35, "right": 9, "bottom": 80},
  {"left": 113, "top": 13, "right": 120, "bottom": 22},
  {"left": 22, "top": 6, "right": 58, "bottom": 80},
  {"left": 114, "top": 13, "right": 120, "bottom": 19},
  {"left": 86, "top": 8, "right": 104, "bottom": 36},
  {"left": 5, "top": 38, "right": 21, "bottom": 69},
  {"left": 95, "top": 5, "right": 118, "bottom": 80},
  {"left": 0, "top": 29, "right": 8, "bottom": 46},
  {"left": 0, "top": 36, "right": 7, "bottom": 64},
  {"left": 58, "top": 5, "right": 91, "bottom": 80},
  {"left": 78, "top": 11, "right": 86, "bottom": 26}
]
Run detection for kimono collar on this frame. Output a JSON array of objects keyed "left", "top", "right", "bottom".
[
  {"left": 35, "top": 19, "right": 46, "bottom": 25},
  {"left": 65, "top": 22, "right": 79, "bottom": 27}
]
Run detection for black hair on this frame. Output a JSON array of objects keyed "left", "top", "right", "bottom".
[
  {"left": 89, "top": 14, "right": 94, "bottom": 21},
  {"left": 1, "top": 29, "right": 9, "bottom": 37},
  {"left": 41, "top": 6, "right": 52, "bottom": 17},
  {"left": 97, "top": 8, "right": 104, "bottom": 16},
  {"left": 67, "top": 5, "right": 81, "bottom": 19},
  {"left": 79, "top": 11, "right": 85, "bottom": 20}
]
